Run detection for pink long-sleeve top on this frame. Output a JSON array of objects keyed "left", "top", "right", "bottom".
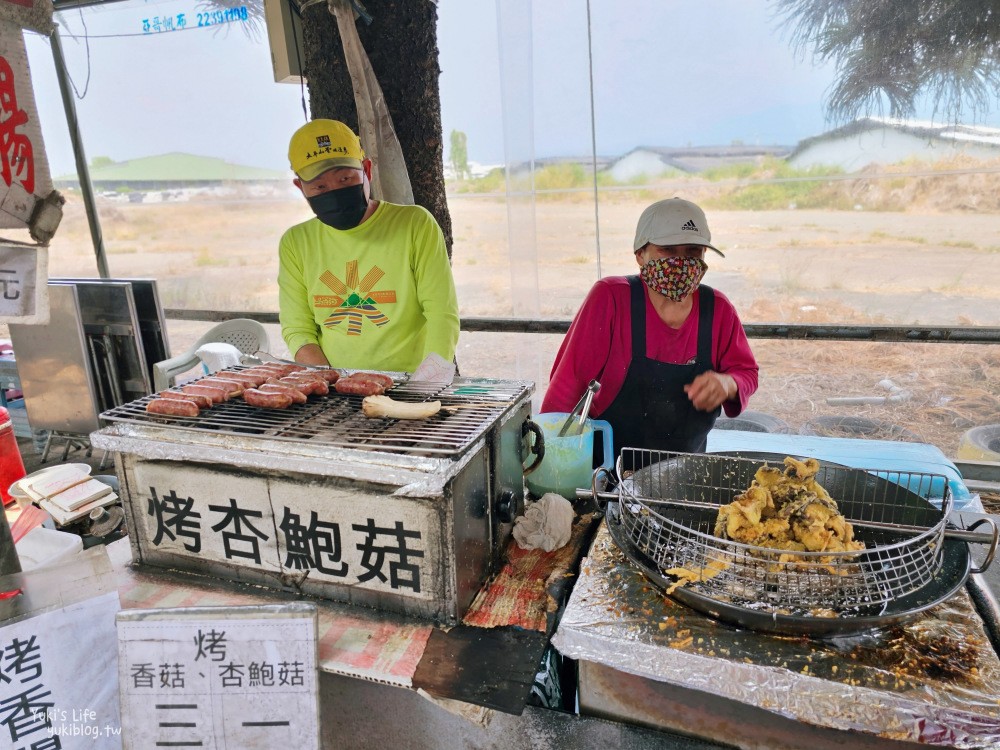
[{"left": 540, "top": 277, "right": 759, "bottom": 417}]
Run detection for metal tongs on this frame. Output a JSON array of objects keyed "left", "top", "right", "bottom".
[{"left": 558, "top": 380, "right": 601, "bottom": 436}]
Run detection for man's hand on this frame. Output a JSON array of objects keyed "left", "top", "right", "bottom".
[
  {"left": 294, "top": 343, "right": 330, "bottom": 366},
  {"left": 684, "top": 371, "right": 737, "bottom": 412}
]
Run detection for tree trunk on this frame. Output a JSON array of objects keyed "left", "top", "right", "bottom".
[{"left": 299, "top": 0, "right": 453, "bottom": 257}]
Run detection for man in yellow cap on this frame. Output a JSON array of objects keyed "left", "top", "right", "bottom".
[{"left": 278, "top": 119, "right": 459, "bottom": 371}]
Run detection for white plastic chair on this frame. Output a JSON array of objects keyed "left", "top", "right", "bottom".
[{"left": 153, "top": 318, "right": 269, "bottom": 390}]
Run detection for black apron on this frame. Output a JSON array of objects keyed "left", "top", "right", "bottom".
[{"left": 600, "top": 276, "right": 720, "bottom": 472}]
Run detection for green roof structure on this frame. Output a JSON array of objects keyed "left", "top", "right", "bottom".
[{"left": 56, "top": 152, "right": 287, "bottom": 184}]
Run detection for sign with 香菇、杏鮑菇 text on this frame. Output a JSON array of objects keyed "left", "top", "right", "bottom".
[{"left": 116, "top": 604, "right": 319, "bottom": 749}]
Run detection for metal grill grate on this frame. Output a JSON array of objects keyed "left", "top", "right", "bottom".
[
  {"left": 609, "top": 449, "right": 953, "bottom": 616},
  {"left": 100, "top": 370, "right": 531, "bottom": 457}
]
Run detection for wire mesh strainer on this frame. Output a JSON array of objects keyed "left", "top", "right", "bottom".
[{"left": 605, "top": 450, "right": 955, "bottom": 617}]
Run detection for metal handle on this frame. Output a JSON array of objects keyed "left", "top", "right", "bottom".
[
  {"left": 587, "top": 467, "right": 615, "bottom": 521},
  {"left": 579, "top": 488, "right": 617, "bottom": 505},
  {"left": 521, "top": 419, "right": 545, "bottom": 476},
  {"left": 576, "top": 488, "right": 1000, "bottom": 547},
  {"left": 968, "top": 516, "right": 999, "bottom": 575},
  {"left": 495, "top": 490, "right": 521, "bottom": 524}
]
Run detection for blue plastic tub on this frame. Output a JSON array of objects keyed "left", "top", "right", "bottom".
[{"left": 706, "top": 430, "right": 975, "bottom": 510}]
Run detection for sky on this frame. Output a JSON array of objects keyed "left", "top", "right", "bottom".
[{"left": 21, "top": 0, "right": 1000, "bottom": 176}]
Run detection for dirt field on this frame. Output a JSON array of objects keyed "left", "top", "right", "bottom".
[{"left": 11, "top": 187, "right": 1000, "bottom": 458}]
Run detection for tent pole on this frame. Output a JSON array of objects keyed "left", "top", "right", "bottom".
[{"left": 49, "top": 24, "right": 110, "bottom": 279}]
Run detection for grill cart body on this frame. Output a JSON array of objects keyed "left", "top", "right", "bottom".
[{"left": 92, "top": 375, "right": 534, "bottom": 622}]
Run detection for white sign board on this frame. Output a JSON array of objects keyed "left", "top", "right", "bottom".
[
  {"left": 0, "top": 20, "right": 53, "bottom": 229},
  {"left": 0, "top": 591, "right": 122, "bottom": 749},
  {"left": 116, "top": 604, "right": 319, "bottom": 750},
  {"left": 0, "top": 242, "right": 46, "bottom": 323},
  {"left": 132, "top": 463, "right": 439, "bottom": 601}
]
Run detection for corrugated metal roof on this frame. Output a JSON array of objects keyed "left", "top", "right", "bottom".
[
  {"left": 789, "top": 117, "right": 1000, "bottom": 160},
  {"left": 610, "top": 145, "right": 791, "bottom": 174}
]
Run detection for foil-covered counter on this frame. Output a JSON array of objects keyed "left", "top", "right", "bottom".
[{"left": 552, "top": 522, "right": 1000, "bottom": 748}]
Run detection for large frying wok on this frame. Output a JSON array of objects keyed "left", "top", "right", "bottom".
[{"left": 597, "top": 450, "right": 997, "bottom": 637}]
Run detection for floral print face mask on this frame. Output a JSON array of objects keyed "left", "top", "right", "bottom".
[{"left": 639, "top": 256, "right": 708, "bottom": 301}]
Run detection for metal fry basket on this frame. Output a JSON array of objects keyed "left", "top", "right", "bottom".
[{"left": 606, "top": 450, "right": 954, "bottom": 618}]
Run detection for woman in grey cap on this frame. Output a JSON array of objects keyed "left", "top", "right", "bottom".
[{"left": 541, "top": 198, "right": 759, "bottom": 468}]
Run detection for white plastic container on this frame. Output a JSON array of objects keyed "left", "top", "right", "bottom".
[{"left": 15, "top": 526, "right": 83, "bottom": 571}]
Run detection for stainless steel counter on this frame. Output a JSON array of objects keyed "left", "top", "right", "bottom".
[{"left": 553, "top": 522, "right": 1000, "bottom": 749}]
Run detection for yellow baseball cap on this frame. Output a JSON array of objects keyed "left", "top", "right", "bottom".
[{"left": 288, "top": 119, "right": 365, "bottom": 181}]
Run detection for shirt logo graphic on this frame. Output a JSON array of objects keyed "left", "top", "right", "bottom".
[{"left": 314, "top": 260, "right": 397, "bottom": 336}]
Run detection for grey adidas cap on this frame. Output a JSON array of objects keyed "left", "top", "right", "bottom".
[{"left": 633, "top": 198, "right": 724, "bottom": 257}]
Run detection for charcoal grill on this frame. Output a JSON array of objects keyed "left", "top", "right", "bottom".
[
  {"left": 92, "top": 370, "right": 535, "bottom": 622},
  {"left": 101, "top": 369, "right": 525, "bottom": 456},
  {"left": 593, "top": 449, "right": 998, "bottom": 636}
]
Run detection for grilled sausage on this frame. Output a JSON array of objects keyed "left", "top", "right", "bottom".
[
  {"left": 284, "top": 370, "right": 324, "bottom": 381},
  {"left": 159, "top": 390, "right": 212, "bottom": 410},
  {"left": 285, "top": 374, "right": 330, "bottom": 395},
  {"left": 351, "top": 372, "right": 394, "bottom": 391},
  {"left": 242, "top": 388, "right": 293, "bottom": 409},
  {"left": 222, "top": 363, "right": 306, "bottom": 377},
  {"left": 258, "top": 383, "right": 308, "bottom": 404},
  {"left": 310, "top": 369, "right": 341, "bottom": 384},
  {"left": 181, "top": 384, "right": 228, "bottom": 404},
  {"left": 229, "top": 371, "right": 271, "bottom": 387},
  {"left": 334, "top": 377, "right": 384, "bottom": 396},
  {"left": 146, "top": 397, "right": 200, "bottom": 417},
  {"left": 244, "top": 366, "right": 286, "bottom": 378},
  {"left": 199, "top": 377, "right": 245, "bottom": 397},
  {"left": 251, "top": 363, "right": 306, "bottom": 376},
  {"left": 278, "top": 376, "right": 324, "bottom": 396},
  {"left": 249, "top": 366, "right": 292, "bottom": 378}
]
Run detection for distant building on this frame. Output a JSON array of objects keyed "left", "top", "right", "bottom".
[
  {"left": 533, "top": 155, "right": 615, "bottom": 172},
  {"left": 443, "top": 160, "right": 503, "bottom": 180},
  {"left": 607, "top": 145, "right": 790, "bottom": 183},
  {"left": 498, "top": 155, "right": 615, "bottom": 179},
  {"left": 788, "top": 117, "right": 1000, "bottom": 172},
  {"left": 54, "top": 152, "right": 288, "bottom": 192}
]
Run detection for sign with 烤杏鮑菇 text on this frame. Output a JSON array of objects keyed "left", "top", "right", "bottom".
[
  {"left": 116, "top": 604, "right": 319, "bottom": 750},
  {"left": 132, "top": 462, "right": 439, "bottom": 601},
  {"left": 0, "top": 241, "right": 47, "bottom": 323},
  {"left": 0, "top": 591, "right": 122, "bottom": 748}
]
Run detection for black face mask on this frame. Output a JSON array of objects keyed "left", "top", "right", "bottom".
[{"left": 306, "top": 183, "right": 368, "bottom": 230}]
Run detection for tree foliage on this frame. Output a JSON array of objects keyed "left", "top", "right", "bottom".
[
  {"left": 298, "top": 0, "right": 453, "bottom": 255},
  {"left": 773, "top": 0, "right": 1000, "bottom": 123}
]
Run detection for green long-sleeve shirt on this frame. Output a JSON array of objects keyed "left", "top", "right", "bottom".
[{"left": 278, "top": 201, "right": 459, "bottom": 372}]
